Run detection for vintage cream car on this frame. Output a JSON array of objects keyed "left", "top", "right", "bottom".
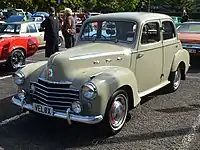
[{"left": 12, "top": 12, "right": 190, "bottom": 135}]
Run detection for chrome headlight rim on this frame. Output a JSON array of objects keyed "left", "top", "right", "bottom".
[
  {"left": 13, "top": 70, "right": 25, "bottom": 85},
  {"left": 81, "top": 82, "right": 98, "bottom": 100}
]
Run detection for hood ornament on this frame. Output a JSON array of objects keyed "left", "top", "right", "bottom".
[{"left": 48, "top": 68, "right": 53, "bottom": 77}]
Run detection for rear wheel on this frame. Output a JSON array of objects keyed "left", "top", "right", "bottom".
[
  {"left": 58, "top": 36, "right": 63, "bottom": 47},
  {"left": 100, "top": 89, "right": 128, "bottom": 136},
  {"left": 167, "top": 67, "right": 181, "bottom": 92},
  {"left": 7, "top": 49, "right": 25, "bottom": 71}
]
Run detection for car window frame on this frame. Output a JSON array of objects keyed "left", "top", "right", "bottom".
[
  {"left": 140, "top": 20, "right": 161, "bottom": 45},
  {"left": 162, "top": 20, "right": 177, "bottom": 41},
  {"left": 26, "top": 23, "right": 37, "bottom": 33}
]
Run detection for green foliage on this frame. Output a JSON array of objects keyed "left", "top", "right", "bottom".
[{"left": 0, "top": 0, "right": 196, "bottom": 13}]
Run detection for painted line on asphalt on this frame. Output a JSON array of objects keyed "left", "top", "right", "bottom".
[
  {"left": 0, "top": 75, "right": 12, "bottom": 80},
  {"left": 178, "top": 114, "right": 200, "bottom": 150},
  {"left": 0, "top": 111, "right": 29, "bottom": 126}
]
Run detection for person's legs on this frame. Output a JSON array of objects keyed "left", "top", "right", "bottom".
[
  {"left": 64, "top": 35, "right": 71, "bottom": 48},
  {"left": 45, "top": 41, "right": 53, "bottom": 58}
]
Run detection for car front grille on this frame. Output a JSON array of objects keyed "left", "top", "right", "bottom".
[{"left": 30, "top": 77, "right": 79, "bottom": 112}]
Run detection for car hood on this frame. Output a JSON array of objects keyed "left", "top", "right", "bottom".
[
  {"left": 178, "top": 32, "right": 200, "bottom": 44},
  {"left": 40, "top": 43, "right": 132, "bottom": 85}
]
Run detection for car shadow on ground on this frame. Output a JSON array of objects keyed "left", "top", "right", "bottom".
[{"left": 0, "top": 111, "right": 194, "bottom": 149}]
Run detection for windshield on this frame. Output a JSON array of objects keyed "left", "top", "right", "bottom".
[
  {"left": 80, "top": 21, "right": 137, "bottom": 45},
  {"left": 0, "top": 24, "right": 21, "bottom": 33},
  {"left": 177, "top": 23, "right": 200, "bottom": 33}
]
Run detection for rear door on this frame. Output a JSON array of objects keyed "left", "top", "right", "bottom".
[
  {"left": 26, "top": 23, "right": 41, "bottom": 45},
  {"left": 161, "top": 19, "right": 179, "bottom": 82}
]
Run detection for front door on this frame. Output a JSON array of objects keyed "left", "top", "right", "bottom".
[
  {"left": 135, "top": 20, "right": 163, "bottom": 93},
  {"left": 26, "top": 23, "right": 42, "bottom": 45}
]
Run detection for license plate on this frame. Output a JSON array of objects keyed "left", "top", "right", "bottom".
[
  {"left": 187, "top": 49, "right": 196, "bottom": 53},
  {"left": 33, "top": 103, "right": 53, "bottom": 116}
]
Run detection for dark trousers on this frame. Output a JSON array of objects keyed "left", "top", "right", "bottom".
[
  {"left": 64, "top": 34, "right": 75, "bottom": 48},
  {"left": 45, "top": 40, "right": 59, "bottom": 58}
]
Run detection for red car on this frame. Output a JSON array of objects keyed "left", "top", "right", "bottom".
[
  {"left": 177, "top": 22, "right": 200, "bottom": 56},
  {"left": 0, "top": 36, "right": 38, "bottom": 70}
]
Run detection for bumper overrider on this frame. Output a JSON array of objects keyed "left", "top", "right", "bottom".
[{"left": 11, "top": 96, "right": 103, "bottom": 125}]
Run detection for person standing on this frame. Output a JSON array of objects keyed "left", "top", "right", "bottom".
[
  {"left": 41, "top": 7, "right": 59, "bottom": 57},
  {"left": 62, "top": 8, "right": 76, "bottom": 48}
]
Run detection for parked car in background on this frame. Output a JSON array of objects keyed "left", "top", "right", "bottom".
[
  {"left": 12, "top": 12, "right": 190, "bottom": 135},
  {"left": 32, "top": 12, "right": 49, "bottom": 18},
  {"left": 177, "top": 22, "right": 200, "bottom": 55},
  {"left": 6, "top": 15, "right": 27, "bottom": 23},
  {"left": 0, "top": 36, "right": 38, "bottom": 70},
  {"left": 0, "top": 21, "right": 64, "bottom": 47}
]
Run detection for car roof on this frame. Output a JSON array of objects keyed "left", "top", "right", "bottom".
[
  {"left": 87, "top": 12, "right": 171, "bottom": 23},
  {"left": 181, "top": 21, "right": 200, "bottom": 24}
]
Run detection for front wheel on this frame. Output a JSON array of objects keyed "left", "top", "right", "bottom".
[{"left": 101, "top": 89, "right": 129, "bottom": 136}]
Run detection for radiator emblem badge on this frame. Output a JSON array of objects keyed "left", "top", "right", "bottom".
[{"left": 48, "top": 68, "right": 53, "bottom": 77}]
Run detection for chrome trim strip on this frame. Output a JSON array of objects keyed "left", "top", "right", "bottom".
[
  {"left": 32, "top": 90, "right": 78, "bottom": 101},
  {"left": 38, "top": 77, "right": 72, "bottom": 85},
  {"left": 35, "top": 86, "right": 79, "bottom": 97},
  {"left": 32, "top": 98, "right": 71, "bottom": 108},
  {"left": 31, "top": 93, "right": 73, "bottom": 104},
  {"left": 182, "top": 43, "right": 200, "bottom": 49},
  {"left": 0, "top": 59, "right": 6, "bottom": 63},
  {"left": 12, "top": 96, "right": 103, "bottom": 124},
  {"left": 31, "top": 81, "right": 79, "bottom": 92}
]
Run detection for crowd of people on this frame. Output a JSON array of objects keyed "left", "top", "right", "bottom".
[{"left": 41, "top": 7, "right": 91, "bottom": 58}]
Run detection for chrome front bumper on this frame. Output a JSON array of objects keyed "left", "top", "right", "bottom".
[{"left": 11, "top": 96, "right": 103, "bottom": 125}]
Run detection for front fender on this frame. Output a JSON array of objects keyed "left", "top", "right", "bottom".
[
  {"left": 17, "top": 61, "right": 47, "bottom": 92},
  {"left": 171, "top": 49, "right": 190, "bottom": 73},
  {"left": 88, "top": 66, "right": 140, "bottom": 116}
]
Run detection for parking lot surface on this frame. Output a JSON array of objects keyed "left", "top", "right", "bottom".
[{"left": 0, "top": 49, "right": 200, "bottom": 150}]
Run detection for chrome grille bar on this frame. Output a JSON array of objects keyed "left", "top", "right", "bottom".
[{"left": 30, "top": 78, "right": 80, "bottom": 111}]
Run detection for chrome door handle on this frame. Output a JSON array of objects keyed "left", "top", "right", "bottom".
[
  {"left": 105, "top": 58, "right": 112, "bottom": 62},
  {"left": 117, "top": 57, "right": 122, "bottom": 60},
  {"left": 137, "top": 53, "right": 144, "bottom": 59},
  {"left": 93, "top": 60, "right": 100, "bottom": 64}
]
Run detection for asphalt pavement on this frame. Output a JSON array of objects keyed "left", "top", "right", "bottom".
[{"left": 0, "top": 49, "right": 200, "bottom": 150}]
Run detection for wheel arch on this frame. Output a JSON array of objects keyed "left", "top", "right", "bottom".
[
  {"left": 90, "top": 67, "right": 141, "bottom": 116},
  {"left": 171, "top": 49, "right": 190, "bottom": 78}
]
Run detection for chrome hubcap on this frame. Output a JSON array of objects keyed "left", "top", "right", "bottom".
[
  {"left": 109, "top": 94, "right": 127, "bottom": 130},
  {"left": 174, "top": 69, "right": 181, "bottom": 89}
]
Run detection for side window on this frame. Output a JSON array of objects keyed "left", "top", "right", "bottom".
[
  {"left": 141, "top": 22, "right": 160, "bottom": 44},
  {"left": 36, "top": 23, "right": 41, "bottom": 32},
  {"left": 27, "top": 24, "right": 37, "bottom": 33},
  {"left": 81, "top": 22, "right": 97, "bottom": 39},
  {"left": 162, "top": 21, "right": 176, "bottom": 40}
]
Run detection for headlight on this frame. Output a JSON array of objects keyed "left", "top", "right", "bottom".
[
  {"left": 13, "top": 70, "right": 25, "bottom": 85},
  {"left": 82, "top": 82, "right": 97, "bottom": 100},
  {"left": 72, "top": 101, "right": 82, "bottom": 114}
]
